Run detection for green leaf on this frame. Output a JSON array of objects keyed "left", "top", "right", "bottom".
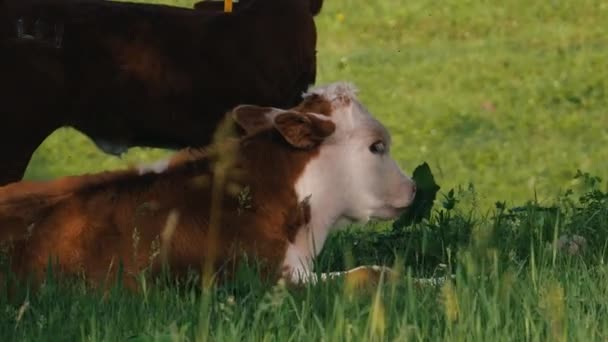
[{"left": 392, "top": 162, "right": 441, "bottom": 230}]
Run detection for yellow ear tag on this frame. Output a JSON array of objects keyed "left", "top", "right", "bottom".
[{"left": 224, "top": 0, "right": 233, "bottom": 12}]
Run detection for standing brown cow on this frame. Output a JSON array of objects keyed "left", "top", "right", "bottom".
[{"left": 0, "top": 0, "right": 323, "bottom": 185}]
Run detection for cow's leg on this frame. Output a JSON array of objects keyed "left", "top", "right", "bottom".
[
  {"left": 284, "top": 265, "right": 453, "bottom": 289},
  {"left": 0, "top": 132, "right": 49, "bottom": 186},
  {"left": 0, "top": 166, "right": 26, "bottom": 187},
  {"left": 283, "top": 264, "right": 394, "bottom": 287},
  {"left": 0, "top": 143, "right": 38, "bottom": 186},
  {"left": 1, "top": 50, "right": 63, "bottom": 186}
]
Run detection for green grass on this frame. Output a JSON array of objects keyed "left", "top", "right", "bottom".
[
  {"left": 3, "top": 183, "right": 608, "bottom": 341},
  {"left": 6, "top": 0, "right": 608, "bottom": 340},
  {"left": 2, "top": 264, "right": 608, "bottom": 341}
]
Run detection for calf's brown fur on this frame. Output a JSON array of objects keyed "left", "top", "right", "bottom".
[{"left": 0, "top": 103, "right": 337, "bottom": 291}]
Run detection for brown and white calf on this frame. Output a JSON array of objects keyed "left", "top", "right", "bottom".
[{"left": 0, "top": 82, "right": 416, "bottom": 290}]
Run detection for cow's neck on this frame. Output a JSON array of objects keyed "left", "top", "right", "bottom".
[{"left": 286, "top": 147, "right": 347, "bottom": 282}]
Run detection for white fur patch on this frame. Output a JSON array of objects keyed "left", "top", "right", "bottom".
[
  {"left": 282, "top": 243, "right": 314, "bottom": 284},
  {"left": 303, "top": 82, "right": 359, "bottom": 106},
  {"left": 137, "top": 158, "right": 170, "bottom": 175}
]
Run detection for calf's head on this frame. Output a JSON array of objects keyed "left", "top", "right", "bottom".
[
  {"left": 233, "top": 82, "right": 416, "bottom": 229},
  {"left": 297, "top": 83, "right": 416, "bottom": 223},
  {"left": 233, "top": 82, "right": 417, "bottom": 281}
]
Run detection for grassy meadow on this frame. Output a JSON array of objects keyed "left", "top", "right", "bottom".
[{"left": 3, "top": 0, "right": 608, "bottom": 340}]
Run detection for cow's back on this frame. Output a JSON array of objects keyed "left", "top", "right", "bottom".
[
  {"left": 0, "top": 0, "right": 323, "bottom": 186},
  {"left": 2, "top": 0, "right": 319, "bottom": 149}
]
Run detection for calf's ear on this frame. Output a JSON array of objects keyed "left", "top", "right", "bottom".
[
  {"left": 273, "top": 112, "right": 335, "bottom": 149},
  {"left": 232, "top": 105, "right": 280, "bottom": 136}
]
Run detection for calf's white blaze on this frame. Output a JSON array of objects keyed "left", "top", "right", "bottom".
[{"left": 282, "top": 82, "right": 416, "bottom": 283}]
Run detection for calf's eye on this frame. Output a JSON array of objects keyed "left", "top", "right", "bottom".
[{"left": 369, "top": 140, "right": 386, "bottom": 155}]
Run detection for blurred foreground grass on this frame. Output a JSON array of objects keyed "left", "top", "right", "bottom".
[{"left": 3, "top": 176, "right": 608, "bottom": 341}]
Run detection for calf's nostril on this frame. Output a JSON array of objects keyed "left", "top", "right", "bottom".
[{"left": 412, "top": 184, "right": 417, "bottom": 194}]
